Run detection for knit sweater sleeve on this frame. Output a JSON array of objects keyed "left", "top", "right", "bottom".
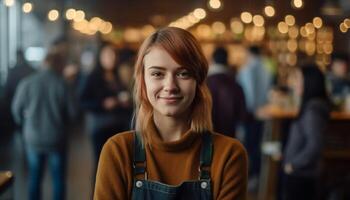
[
  {"left": 214, "top": 137, "right": 248, "bottom": 200},
  {"left": 94, "top": 132, "right": 133, "bottom": 200}
]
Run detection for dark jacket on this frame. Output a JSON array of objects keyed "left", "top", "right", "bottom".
[
  {"left": 284, "top": 98, "right": 330, "bottom": 177},
  {"left": 207, "top": 64, "right": 247, "bottom": 137},
  {"left": 79, "top": 72, "right": 132, "bottom": 133}
]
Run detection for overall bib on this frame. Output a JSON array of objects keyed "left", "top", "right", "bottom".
[{"left": 132, "top": 132, "right": 213, "bottom": 200}]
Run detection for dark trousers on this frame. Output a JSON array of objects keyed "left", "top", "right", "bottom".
[
  {"left": 244, "top": 119, "right": 263, "bottom": 178},
  {"left": 283, "top": 174, "right": 316, "bottom": 200}
]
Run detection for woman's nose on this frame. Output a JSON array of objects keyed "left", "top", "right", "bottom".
[{"left": 163, "top": 75, "right": 179, "bottom": 92}]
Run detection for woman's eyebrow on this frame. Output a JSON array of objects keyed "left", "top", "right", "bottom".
[{"left": 147, "top": 66, "right": 165, "bottom": 70}]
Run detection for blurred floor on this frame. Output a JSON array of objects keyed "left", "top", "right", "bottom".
[{"left": 0, "top": 121, "right": 93, "bottom": 200}]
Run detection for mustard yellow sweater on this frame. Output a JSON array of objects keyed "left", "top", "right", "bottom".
[{"left": 94, "top": 128, "right": 247, "bottom": 200}]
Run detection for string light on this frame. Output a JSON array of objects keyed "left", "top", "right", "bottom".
[
  {"left": 22, "top": 2, "right": 33, "bottom": 13},
  {"left": 48, "top": 9, "right": 59, "bottom": 21},
  {"left": 241, "top": 12, "right": 253, "bottom": 24},
  {"left": 66, "top": 8, "right": 76, "bottom": 20},
  {"left": 4, "top": 0, "right": 15, "bottom": 7},
  {"left": 264, "top": 6, "right": 275, "bottom": 17},
  {"left": 208, "top": 0, "right": 222, "bottom": 10},
  {"left": 313, "top": 17, "right": 323, "bottom": 29},
  {"left": 292, "top": 0, "right": 303, "bottom": 9}
]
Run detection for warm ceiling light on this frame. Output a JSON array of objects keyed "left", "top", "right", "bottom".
[
  {"left": 285, "top": 15, "right": 295, "bottom": 26},
  {"left": 212, "top": 21, "right": 226, "bottom": 34},
  {"left": 288, "top": 26, "right": 299, "bottom": 38},
  {"left": 48, "top": 9, "right": 59, "bottom": 21},
  {"left": 230, "top": 19, "right": 244, "bottom": 34},
  {"left": 344, "top": 19, "right": 350, "bottom": 28},
  {"left": 305, "top": 23, "right": 315, "bottom": 34},
  {"left": 193, "top": 8, "right": 206, "bottom": 19},
  {"left": 300, "top": 26, "right": 308, "bottom": 37},
  {"left": 65, "top": 8, "right": 76, "bottom": 20},
  {"left": 313, "top": 17, "right": 323, "bottom": 29},
  {"left": 278, "top": 22, "right": 289, "bottom": 34},
  {"left": 241, "top": 12, "right": 253, "bottom": 24},
  {"left": 253, "top": 15, "right": 264, "bottom": 27},
  {"left": 264, "top": 6, "right": 275, "bottom": 17},
  {"left": 292, "top": 0, "right": 303, "bottom": 9},
  {"left": 100, "top": 22, "right": 113, "bottom": 34},
  {"left": 22, "top": 2, "right": 33, "bottom": 13},
  {"left": 339, "top": 23, "right": 348, "bottom": 33},
  {"left": 74, "top": 10, "right": 85, "bottom": 22},
  {"left": 208, "top": 0, "right": 222, "bottom": 10},
  {"left": 4, "top": 0, "right": 15, "bottom": 7}
]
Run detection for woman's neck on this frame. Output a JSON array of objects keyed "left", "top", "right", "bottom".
[{"left": 153, "top": 113, "right": 190, "bottom": 142}]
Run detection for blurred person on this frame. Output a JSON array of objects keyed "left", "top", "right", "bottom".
[
  {"left": 207, "top": 46, "right": 247, "bottom": 137},
  {"left": 11, "top": 47, "right": 78, "bottom": 200},
  {"left": 283, "top": 64, "right": 330, "bottom": 200},
  {"left": 3, "top": 49, "right": 36, "bottom": 130},
  {"left": 94, "top": 27, "right": 248, "bottom": 200},
  {"left": 326, "top": 53, "right": 350, "bottom": 107},
  {"left": 237, "top": 45, "right": 273, "bottom": 191},
  {"left": 79, "top": 42, "right": 133, "bottom": 175},
  {"left": 117, "top": 47, "right": 136, "bottom": 91}
]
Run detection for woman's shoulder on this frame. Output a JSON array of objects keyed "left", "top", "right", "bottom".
[
  {"left": 210, "top": 132, "right": 247, "bottom": 155},
  {"left": 107, "top": 130, "right": 134, "bottom": 144},
  {"left": 103, "top": 131, "right": 135, "bottom": 153}
]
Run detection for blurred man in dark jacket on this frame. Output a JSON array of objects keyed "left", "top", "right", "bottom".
[{"left": 207, "top": 46, "right": 247, "bottom": 138}]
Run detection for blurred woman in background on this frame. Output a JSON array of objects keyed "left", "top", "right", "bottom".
[
  {"left": 80, "top": 42, "right": 133, "bottom": 174},
  {"left": 283, "top": 64, "right": 331, "bottom": 200}
]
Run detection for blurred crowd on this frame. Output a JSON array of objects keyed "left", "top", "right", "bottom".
[{"left": 1, "top": 34, "right": 350, "bottom": 200}]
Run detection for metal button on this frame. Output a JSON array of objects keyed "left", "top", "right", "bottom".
[
  {"left": 136, "top": 181, "right": 143, "bottom": 188},
  {"left": 201, "top": 181, "right": 208, "bottom": 189}
]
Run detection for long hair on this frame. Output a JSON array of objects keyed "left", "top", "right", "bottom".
[
  {"left": 92, "top": 41, "right": 118, "bottom": 77},
  {"left": 133, "top": 27, "right": 213, "bottom": 142},
  {"left": 299, "top": 63, "right": 329, "bottom": 117}
]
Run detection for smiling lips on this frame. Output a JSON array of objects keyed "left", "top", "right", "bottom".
[{"left": 158, "top": 96, "right": 183, "bottom": 104}]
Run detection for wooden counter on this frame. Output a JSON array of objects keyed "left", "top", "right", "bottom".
[{"left": 257, "top": 105, "right": 350, "bottom": 200}]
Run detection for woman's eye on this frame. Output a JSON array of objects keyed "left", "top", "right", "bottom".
[
  {"left": 177, "top": 71, "right": 191, "bottom": 78},
  {"left": 151, "top": 72, "right": 163, "bottom": 77}
]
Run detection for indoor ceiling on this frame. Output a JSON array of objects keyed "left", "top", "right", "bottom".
[{"left": 32, "top": 0, "right": 350, "bottom": 27}]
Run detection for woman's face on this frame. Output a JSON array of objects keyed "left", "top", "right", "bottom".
[
  {"left": 291, "top": 69, "right": 304, "bottom": 97},
  {"left": 143, "top": 46, "right": 197, "bottom": 118},
  {"left": 331, "top": 60, "right": 348, "bottom": 78},
  {"left": 100, "top": 45, "right": 116, "bottom": 71}
]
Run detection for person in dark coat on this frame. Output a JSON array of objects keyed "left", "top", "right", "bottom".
[
  {"left": 207, "top": 47, "right": 247, "bottom": 138},
  {"left": 79, "top": 42, "right": 133, "bottom": 173},
  {"left": 283, "top": 64, "right": 331, "bottom": 200}
]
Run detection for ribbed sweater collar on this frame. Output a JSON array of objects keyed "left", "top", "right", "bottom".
[{"left": 148, "top": 122, "right": 199, "bottom": 152}]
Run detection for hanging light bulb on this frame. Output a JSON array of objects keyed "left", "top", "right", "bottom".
[
  {"left": 292, "top": 0, "right": 303, "bottom": 9},
  {"left": 4, "top": 0, "right": 15, "bottom": 7},
  {"left": 48, "top": 9, "right": 60, "bottom": 21},
  {"left": 22, "top": 2, "right": 33, "bottom": 13},
  {"left": 264, "top": 5, "right": 275, "bottom": 17}
]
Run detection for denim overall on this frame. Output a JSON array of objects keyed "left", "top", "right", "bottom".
[{"left": 132, "top": 132, "right": 213, "bottom": 200}]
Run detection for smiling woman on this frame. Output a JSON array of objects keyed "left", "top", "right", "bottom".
[{"left": 94, "top": 27, "right": 248, "bottom": 200}]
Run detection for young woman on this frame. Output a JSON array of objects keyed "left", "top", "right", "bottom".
[
  {"left": 94, "top": 27, "right": 247, "bottom": 200},
  {"left": 283, "top": 64, "right": 331, "bottom": 200}
]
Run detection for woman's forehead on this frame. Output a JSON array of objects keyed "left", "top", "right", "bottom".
[{"left": 143, "top": 46, "right": 182, "bottom": 70}]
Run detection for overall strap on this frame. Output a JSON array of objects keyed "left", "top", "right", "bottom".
[
  {"left": 133, "top": 132, "right": 147, "bottom": 179},
  {"left": 199, "top": 131, "right": 213, "bottom": 180}
]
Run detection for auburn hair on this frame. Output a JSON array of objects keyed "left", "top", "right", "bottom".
[{"left": 133, "top": 27, "right": 213, "bottom": 142}]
